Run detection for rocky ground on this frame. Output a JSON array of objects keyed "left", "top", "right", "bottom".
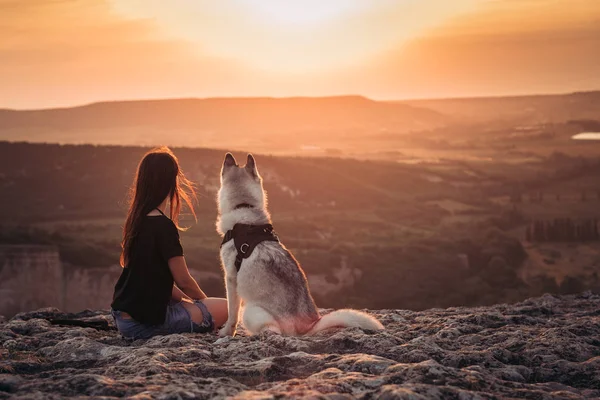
[{"left": 1, "top": 293, "right": 599, "bottom": 399}]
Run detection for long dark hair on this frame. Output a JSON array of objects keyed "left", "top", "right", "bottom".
[{"left": 120, "top": 147, "right": 196, "bottom": 267}]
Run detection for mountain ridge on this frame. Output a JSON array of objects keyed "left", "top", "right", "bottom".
[
  {"left": 3, "top": 90, "right": 599, "bottom": 112},
  {"left": 0, "top": 95, "right": 446, "bottom": 147}
]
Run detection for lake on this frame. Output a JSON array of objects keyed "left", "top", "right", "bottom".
[{"left": 572, "top": 132, "right": 600, "bottom": 140}]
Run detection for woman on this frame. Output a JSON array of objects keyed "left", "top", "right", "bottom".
[{"left": 111, "top": 147, "right": 227, "bottom": 339}]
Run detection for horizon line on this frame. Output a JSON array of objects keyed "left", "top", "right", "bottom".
[{"left": 2, "top": 89, "right": 600, "bottom": 112}]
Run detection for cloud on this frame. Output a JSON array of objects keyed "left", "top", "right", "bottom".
[
  {"left": 0, "top": 0, "right": 264, "bottom": 108},
  {"left": 316, "top": 0, "right": 600, "bottom": 99},
  {"left": 0, "top": 0, "right": 599, "bottom": 107}
]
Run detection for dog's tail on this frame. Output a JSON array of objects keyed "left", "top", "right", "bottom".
[{"left": 307, "top": 309, "right": 384, "bottom": 334}]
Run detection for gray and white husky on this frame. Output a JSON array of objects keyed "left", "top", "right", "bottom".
[{"left": 216, "top": 153, "right": 384, "bottom": 337}]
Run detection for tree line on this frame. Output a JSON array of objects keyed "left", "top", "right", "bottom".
[{"left": 526, "top": 218, "right": 600, "bottom": 242}]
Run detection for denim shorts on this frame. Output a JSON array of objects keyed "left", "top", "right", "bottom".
[{"left": 111, "top": 299, "right": 214, "bottom": 340}]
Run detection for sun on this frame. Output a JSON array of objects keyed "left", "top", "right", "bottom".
[
  {"left": 236, "top": 0, "right": 369, "bottom": 26},
  {"left": 109, "top": 0, "right": 482, "bottom": 73}
]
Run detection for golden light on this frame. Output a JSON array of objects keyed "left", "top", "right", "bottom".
[
  {"left": 236, "top": 0, "right": 369, "bottom": 26},
  {"left": 109, "top": 0, "right": 482, "bottom": 73}
]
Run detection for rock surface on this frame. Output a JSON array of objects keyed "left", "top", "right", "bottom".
[{"left": 1, "top": 293, "right": 600, "bottom": 399}]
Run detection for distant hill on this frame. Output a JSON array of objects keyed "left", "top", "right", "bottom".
[
  {"left": 3, "top": 91, "right": 598, "bottom": 151},
  {"left": 400, "top": 91, "right": 600, "bottom": 125},
  {"left": 0, "top": 96, "right": 446, "bottom": 148}
]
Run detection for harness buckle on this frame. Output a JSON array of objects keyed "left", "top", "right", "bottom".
[{"left": 240, "top": 243, "right": 249, "bottom": 254}]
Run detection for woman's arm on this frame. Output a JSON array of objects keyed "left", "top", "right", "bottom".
[
  {"left": 168, "top": 256, "right": 207, "bottom": 300},
  {"left": 172, "top": 285, "right": 193, "bottom": 302}
]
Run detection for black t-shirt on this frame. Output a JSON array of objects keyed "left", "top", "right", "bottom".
[{"left": 111, "top": 214, "right": 184, "bottom": 325}]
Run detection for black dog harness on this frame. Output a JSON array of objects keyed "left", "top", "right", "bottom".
[{"left": 220, "top": 219, "right": 279, "bottom": 272}]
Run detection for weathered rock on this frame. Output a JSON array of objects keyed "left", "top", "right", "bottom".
[{"left": 1, "top": 293, "right": 599, "bottom": 399}]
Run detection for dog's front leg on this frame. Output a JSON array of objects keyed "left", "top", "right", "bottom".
[{"left": 219, "top": 273, "right": 242, "bottom": 337}]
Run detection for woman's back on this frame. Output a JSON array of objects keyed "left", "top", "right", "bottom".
[
  {"left": 110, "top": 147, "right": 227, "bottom": 340},
  {"left": 112, "top": 214, "right": 183, "bottom": 325}
]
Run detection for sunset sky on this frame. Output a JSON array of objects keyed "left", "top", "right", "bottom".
[{"left": 1, "top": 0, "right": 599, "bottom": 109}]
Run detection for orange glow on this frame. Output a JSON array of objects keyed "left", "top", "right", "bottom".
[
  {"left": 0, "top": 0, "right": 599, "bottom": 108},
  {"left": 109, "top": 0, "right": 480, "bottom": 72}
]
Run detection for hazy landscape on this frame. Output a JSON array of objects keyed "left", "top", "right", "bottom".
[
  {"left": 3, "top": 1, "right": 600, "bottom": 398},
  {"left": 1, "top": 91, "right": 599, "bottom": 317}
]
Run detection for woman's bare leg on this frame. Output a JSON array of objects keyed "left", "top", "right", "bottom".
[
  {"left": 181, "top": 301, "right": 205, "bottom": 324},
  {"left": 181, "top": 297, "right": 228, "bottom": 330},
  {"left": 199, "top": 297, "right": 229, "bottom": 329}
]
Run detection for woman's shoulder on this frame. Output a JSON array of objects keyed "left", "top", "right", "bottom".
[{"left": 146, "top": 215, "right": 179, "bottom": 234}]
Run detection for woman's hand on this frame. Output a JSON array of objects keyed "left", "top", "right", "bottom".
[
  {"left": 168, "top": 256, "right": 208, "bottom": 300},
  {"left": 172, "top": 285, "right": 194, "bottom": 302}
]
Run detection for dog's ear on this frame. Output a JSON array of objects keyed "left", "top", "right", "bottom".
[
  {"left": 245, "top": 154, "right": 259, "bottom": 178},
  {"left": 224, "top": 153, "right": 237, "bottom": 167},
  {"left": 222, "top": 153, "right": 237, "bottom": 174}
]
